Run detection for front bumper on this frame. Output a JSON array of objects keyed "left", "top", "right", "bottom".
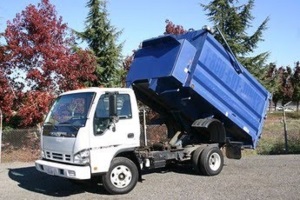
[{"left": 35, "top": 159, "right": 91, "bottom": 180}]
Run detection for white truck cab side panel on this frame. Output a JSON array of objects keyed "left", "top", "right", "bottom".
[{"left": 89, "top": 90, "right": 141, "bottom": 173}]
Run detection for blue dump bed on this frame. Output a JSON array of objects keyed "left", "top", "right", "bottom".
[{"left": 126, "top": 29, "right": 271, "bottom": 148}]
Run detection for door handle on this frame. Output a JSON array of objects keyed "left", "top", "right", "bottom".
[{"left": 127, "top": 133, "right": 134, "bottom": 138}]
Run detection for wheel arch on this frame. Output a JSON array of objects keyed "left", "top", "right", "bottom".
[
  {"left": 114, "top": 148, "right": 142, "bottom": 181},
  {"left": 192, "top": 118, "right": 226, "bottom": 144}
]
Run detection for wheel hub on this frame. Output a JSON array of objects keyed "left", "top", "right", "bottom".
[
  {"left": 110, "top": 165, "right": 132, "bottom": 188},
  {"left": 209, "top": 152, "right": 221, "bottom": 171},
  {"left": 119, "top": 173, "right": 125, "bottom": 180}
]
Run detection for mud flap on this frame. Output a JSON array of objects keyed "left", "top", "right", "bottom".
[{"left": 226, "top": 143, "right": 242, "bottom": 159}]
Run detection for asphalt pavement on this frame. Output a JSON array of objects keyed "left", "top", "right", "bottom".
[{"left": 0, "top": 155, "right": 299, "bottom": 200}]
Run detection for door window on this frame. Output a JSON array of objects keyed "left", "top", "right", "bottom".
[{"left": 94, "top": 93, "right": 132, "bottom": 134}]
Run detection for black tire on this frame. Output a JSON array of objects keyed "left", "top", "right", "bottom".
[
  {"left": 102, "top": 157, "right": 138, "bottom": 194},
  {"left": 192, "top": 147, "right": 205, "bottom": 174},
  {"left": 199, "top": 146, "right": 224, "bottom": 176}
]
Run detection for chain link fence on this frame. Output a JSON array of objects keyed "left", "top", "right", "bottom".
[
  {"left": 1, "top": 127, "right": 40, "bottom": 162},
  {"left": 0, "top": 124, "right": 169, "bottom": 163},
  {"left": 0, "top": 119, "right": 299, "bottom": 163}
]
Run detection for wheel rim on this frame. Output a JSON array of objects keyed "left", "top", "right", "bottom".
[
  {"left": 110, "top": 165, "right": 132, "bottom": 189},
  {"left": 209, "top": 152, "right": 221, "bottom": 171}
]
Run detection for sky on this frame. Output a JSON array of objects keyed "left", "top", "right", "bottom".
[{"left": 0, "top": 0, "right": 299, "bottom": 67}]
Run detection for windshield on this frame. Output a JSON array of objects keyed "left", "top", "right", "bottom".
[{"left": 45, "top": 92, "right": 95, "bottom": 127}]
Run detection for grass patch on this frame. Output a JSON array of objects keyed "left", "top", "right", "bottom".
[
  {"left": 268, "top": 111, "right": 300, "bottom": 119},
  {"left": 255, "top": 114, "right": 300, "bottom": 155}
]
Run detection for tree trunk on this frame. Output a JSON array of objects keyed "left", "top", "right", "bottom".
[{"left": 274, "top": 101, "right": 277, "bottom": 111}]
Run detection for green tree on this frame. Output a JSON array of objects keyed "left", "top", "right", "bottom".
[
  {"left": 78, "top": 0, "right": 123, "bottom": 87},
  {"left": 202, "top": 0, "right": 269, "bottom": 79}
]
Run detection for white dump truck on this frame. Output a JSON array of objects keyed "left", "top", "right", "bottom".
[{"left": 35, "top": 29, "right": 270, "bottom": 194}]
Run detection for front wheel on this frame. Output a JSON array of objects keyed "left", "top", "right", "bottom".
[
  {"left": 102, "top": 157, "right": 138, "bottom": 194},
  {"left": 199, "top": 146, "right": 224, "bottom": 176}
]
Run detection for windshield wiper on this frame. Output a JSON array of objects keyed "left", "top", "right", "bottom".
[
  {"left": 57, "top": 122, "right": 81, "bottom": 130},
  {"left": 43, "top": 121, "right": 58, "bottom": 130}
]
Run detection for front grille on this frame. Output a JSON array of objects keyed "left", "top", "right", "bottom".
[{"left": 45, "top": 151, "right": 72, "bottom": 162}]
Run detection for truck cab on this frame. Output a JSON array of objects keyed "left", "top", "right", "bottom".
[{"left": 36, "top": 88, "right": 141, "bottom": 187}]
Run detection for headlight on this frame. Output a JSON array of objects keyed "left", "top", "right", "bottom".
[{"left": 74, "top": 149, "right": 90, "bottom": 165}]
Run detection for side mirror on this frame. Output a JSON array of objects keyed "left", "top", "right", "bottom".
[
  {"left": 108, "top": 93, "right": 118, "bottom": 132},
  {"left": 109, "top": 93, "right": 118, "bottom": 117}
]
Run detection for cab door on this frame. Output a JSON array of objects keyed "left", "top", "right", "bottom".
[{"left": 89, "top": 92, "right": 140, "bottom": 173}]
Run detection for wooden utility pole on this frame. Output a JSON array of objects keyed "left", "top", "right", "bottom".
[{"left": 283, "top": 101, "right": 292, "bottom": 153}]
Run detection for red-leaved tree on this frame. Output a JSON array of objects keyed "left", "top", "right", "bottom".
[
  {"left": 0, "top": 69, "right": 14, "bottom": 119},
  {"left": 164, "top": 20, "right": 187, "bottom": 35},
  {"left": 292, "top": 62, "right": 300, "bottom": 111},
  {"left": 280, "top": 66, "right": 294, "bottom": 104},
  {"left": 1, "top": 0, "right": 97, "bottom": 127},
  {"left": 0, "top": 40, "right": 15, "bottom": 119}
]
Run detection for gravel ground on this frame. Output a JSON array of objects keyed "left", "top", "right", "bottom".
[{"left": 0, "top": 155, "right": 300, "bottom": 200}]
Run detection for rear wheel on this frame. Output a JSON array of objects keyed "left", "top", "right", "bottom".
[
  {"left": 102, "top": 157, "right": 138, "bottom": 194},
  {"left": 199, "top": 146, "right": 224, "bottom": 176},
  {"left": 192, "top": 146, "right": 205, "bottom": 174}
]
